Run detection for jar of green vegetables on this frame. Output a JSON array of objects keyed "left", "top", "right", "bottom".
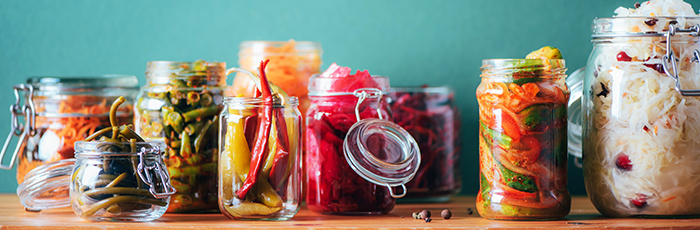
[{"left": 134, "top": 60, "right": 231, "bottom": 213}]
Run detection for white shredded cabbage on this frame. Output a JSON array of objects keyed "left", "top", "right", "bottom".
[{"left": 584, "top": 0, "right": 700, "bottom": 217}]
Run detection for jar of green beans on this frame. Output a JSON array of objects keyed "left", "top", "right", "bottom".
[{"left": 134, "top": 60, "right": 229, "bottom": 213}]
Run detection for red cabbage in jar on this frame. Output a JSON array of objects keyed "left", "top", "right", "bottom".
[
  {"left": 389, "top": 86, "right": 462, "bottom": 202},
  {"left": 305, "top": 63, "right": 395, "bottom": 215}
]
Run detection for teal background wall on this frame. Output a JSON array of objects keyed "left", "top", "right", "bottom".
[{"left": 1, "top": 0, "right": 699, "bottom": 195}]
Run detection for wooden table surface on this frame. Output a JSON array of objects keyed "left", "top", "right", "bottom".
[{"left": 1, "top": 194, "right": 699, "bottom": 229}]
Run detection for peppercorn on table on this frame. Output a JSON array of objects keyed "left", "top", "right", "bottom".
[{"left": 1, "top": 195, "right": 698, "bottom": 229}]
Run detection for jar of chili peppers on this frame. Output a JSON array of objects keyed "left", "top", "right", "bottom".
[
  {"left": 305, "top": 63, "right": 420, "bottom": 215},
  {"left": 219, "top": 96, "right": 302, "bottom": 220},
  {"left": 0, "top": 76, "right": 137, "bottom": 184},
  {"left": 476, "top": 59, "right": 571, "bottom": 220},
  {"left": 135, "top": 60, "right": 238, "bottom": 213},
  {"left": 388, "top": 86, "right": 462, "bottom": 202},
  {"left": 232, "top": 40, "right": 322, "bottom": 116}
]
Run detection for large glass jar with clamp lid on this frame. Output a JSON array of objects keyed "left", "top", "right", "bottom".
[
  {"left": 0, "top": 76, "right": 137, "bottom": 184},
  {"left": 304, "top": 64, "right": 420, "bottom": 215},
  {"left": 567, "top": 11, "right": 700, "bottom": 217}
]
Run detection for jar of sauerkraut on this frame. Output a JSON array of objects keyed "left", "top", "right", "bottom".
[{"left": 569, "top": 0, "right": 700, "bottom": 218}]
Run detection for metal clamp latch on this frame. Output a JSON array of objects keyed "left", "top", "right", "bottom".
[
  {"left": 662, "top": 24, "right": 700, "bottom": 96},
  {"left": 0, "top": 84, "right": 37, "bottom": 170},
  {"left": 352, "top": 88, "right": 385, "bottom": 121},
  {"left": 136, "top": 146, "right": 176, "bottom": 198}
]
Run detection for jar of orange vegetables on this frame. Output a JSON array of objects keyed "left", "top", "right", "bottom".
[
  {"left": 0, "top": 76, "right": 138, "bottom": 184},
  {"left": 232, "top": 40, "right": 322, "bottom": 116}
]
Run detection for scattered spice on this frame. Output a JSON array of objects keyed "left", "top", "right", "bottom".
[
  {"left": 412, "top": 212, "right": 420, "bottom": 219},
  {"left": 441, "top": 209, "right": 452, "bottom": 219},
  {"left": 420, "top": 209, "right": 431, "bottom": 219},
  {"left": 634, "top": 2, "right": 641, "bottom": 8},
  {"left": 424, "top": 217, "right": 432, "bottom": 223},
  {"left": 597, "top": 82, "right": 610, "bottom": 97},
  {"left": 467, "top": 208, "right": 474, "bottom": 215},
  {"left": 644, "top": 18, "right": 658, "bottom": 27}
]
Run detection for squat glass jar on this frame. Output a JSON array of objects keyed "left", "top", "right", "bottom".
[
  {"left": 305, "top": 71, "right": 420, "bottom": 215},
  {"left": 477, "top": 59, "right": 571, "bottom": 220},
  {"left": 1, "top": 76, "right": 137, "bottom": 184},
  {"left": 573, "top": 17, "right": 700, "bottom": 217},
  {"left": 135, "top": 60, "right": 228, "bottom": 213},
  {"left": 17, "top": 141, "right": 175, "bottom": 222},
  {"left": 218, "top": 96, "right": 302, "bottom": 220}
]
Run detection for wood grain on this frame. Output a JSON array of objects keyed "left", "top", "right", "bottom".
[{"left": 0, "top": 195, "right": 698, "bottom": 229}]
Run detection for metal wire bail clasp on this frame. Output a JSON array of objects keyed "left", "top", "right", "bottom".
[
  {"left": 661, "top": 23, "right": 700, "bottom": 96},
  {"left": 136, "top": 146, "right": 176, "bottom": 199},
  {"left": 352, "top": 88, "right": 384, "bottom": 121},
  {"left": 0, "top": 84, "right": 37, "bottom": 170}
]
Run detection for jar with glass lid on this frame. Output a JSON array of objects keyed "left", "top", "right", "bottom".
[
  {"left": 567, "top": 3, "right": 700, "bottom": 217},
  {"left": 0, "top": 75, "right": 137, "bottom": 184},
  {"left": 17, "top": 140, "right": 175, "bottom": 221},
  {"left": 304, "top": 63, "right": 420, "bottom": 215},
  {"left": 135, "top": 60, "right": 251, "bottom": 213}
]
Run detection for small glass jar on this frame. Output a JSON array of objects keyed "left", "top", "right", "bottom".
[
  {"left": 476, "top": 59, "right": 571, "bottom": 220},
  {"left": 17, "top": 141, "right": 175, "bottom": 222},
  {"left": 218, "top": 96, "right": 302, "bottom": 220},
  {"left": 305, "top": 73, "right": 420, "bottom": 215},
  {"left": 1, "top": 76, "right": 138, "bottom": 184},
  {"left": 571, "top": 16, "right": 700, "bottom": 217},
  {"left": 135, "top": 60, "right": 229, "bottom": 213},
  {"left": 388, "top": 86, "right": 462, "bottom": 202},
  {"left": 232, "top": 40, "right": 322, "bottom": 116}
]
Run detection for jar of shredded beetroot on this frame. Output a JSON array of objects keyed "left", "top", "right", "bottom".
[
  {"left": 388, "top": 86, "right": 462, "bottom": 202},
  {"left": 0, "top": 76, "right": 137, "bottom": 184},
  {"left": 305, "top": 63, "right": 420, "bottom": 215}
]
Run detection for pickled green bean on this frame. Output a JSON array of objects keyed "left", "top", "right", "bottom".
[
  {"left": 105, "top": 172, "right": 128, "bottom": 188},
  {"left": 81, "top": 195, "right": 167, "bottom": 218},
  {"left": 182, "top": 106, "right": 219, "bottom": 123}
]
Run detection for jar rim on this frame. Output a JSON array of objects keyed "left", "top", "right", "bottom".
[
  {"left": 239, "top": 40, "right": 322, "bottom": 54},
  {"left": 592, "top": 17, "right": 700, "bottom": 37},
  {"left": 74, "top": 141, "right": 166, "bottom": 157},
  {"left": 27, "top": 75, "right": 138, "bottom": 91},
  {"left": 308, "top": 74, "right": 391, "bottom": 96},
  {"left": 224, "top": 96, "right": 299, "bottom": 107},
  {"left": 390, "top": 85, "right": 453, "bottom": 94}
]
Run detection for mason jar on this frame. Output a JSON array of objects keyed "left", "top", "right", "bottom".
[
  {"left": 232, "top": 40, "right": 322, "bottom": 116},
  {"left": 477, "top": 59, "right": 571, "bottom": 220},
  {"left": 388, "top": 86, "right": 462, "bottom": 202},
  {"left": 305, "top": 72, "right": 420, "bottom": 215},
  {"left": 218, "top": 96, "right": 302, "bottom": 220},
  {"left": 135, "top": 60, "right": 230, "bottom": 213},
  {"left": 17, "top": 141, "right": 175, "bottom": 222},
  {"left": 570, "top": 17, "right": 700, "bottom": 217},
  {"left": 0, "top": 76, "right": 137, "bottom": 184}
]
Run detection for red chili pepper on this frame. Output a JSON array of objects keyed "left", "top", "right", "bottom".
[
  {"left": 268, "top": 109, "right": 291, "bottom": 187},
  {"left": 236, "top": 60, "right": 274, "bottom": 198}
]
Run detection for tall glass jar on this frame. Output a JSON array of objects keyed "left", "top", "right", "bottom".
[
  {"left": 1, "top": 76, "right": 137, "bottom": 184},
  {"left": 135, "top": 60, "right": 227, "bottom": 213},
  {"left": 574, "top": 17, "right": 700, "bottom": 217},
  {"left": 232, "top": 40, "right": 322, "bottom": 116},
  {"left": 218, "top": 96, "right": 302, "bottom": 220},
  {"left": 305, "top": 72, "right": 420, "bottom": 215},
  {"left": 477, "top": 59, "right": 571, "bottom": 220},
  {"left": 388, "top": 86, "right": 462, "bottom": 202}
]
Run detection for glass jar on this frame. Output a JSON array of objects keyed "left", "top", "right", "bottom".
[
  {"left": 232, "top": 40, "right": 322, "bottom": 116},
  {"left": 218, "top": 96, "right": 302, "bottom": 220},
  {"left": 1, "top": 76, "right": 138, "bottom": 184},
  {"left": 388, "top": 86, "right": 462, "bottom": 202},
  {"left": 17, "top": 141, "right": 175, "bottom": 222},
  {"left": 305, "top": 73, "right": 420, "bottom": 215},
  {"left": 571, "top": 17, "right": 700, "bottom": 217},
  {"left": 135, "top": 60, "right": 231, "bottom": 213},
  {"left": 477, "top": 59, "right": 571, "bottom": 220}
]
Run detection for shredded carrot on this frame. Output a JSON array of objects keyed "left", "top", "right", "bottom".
[
  {"left": 662, "top": 196, "right": 677, "bottom": 202},
  {"left": 16, "top": 96, "right": 132, "bottom": 184}
]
